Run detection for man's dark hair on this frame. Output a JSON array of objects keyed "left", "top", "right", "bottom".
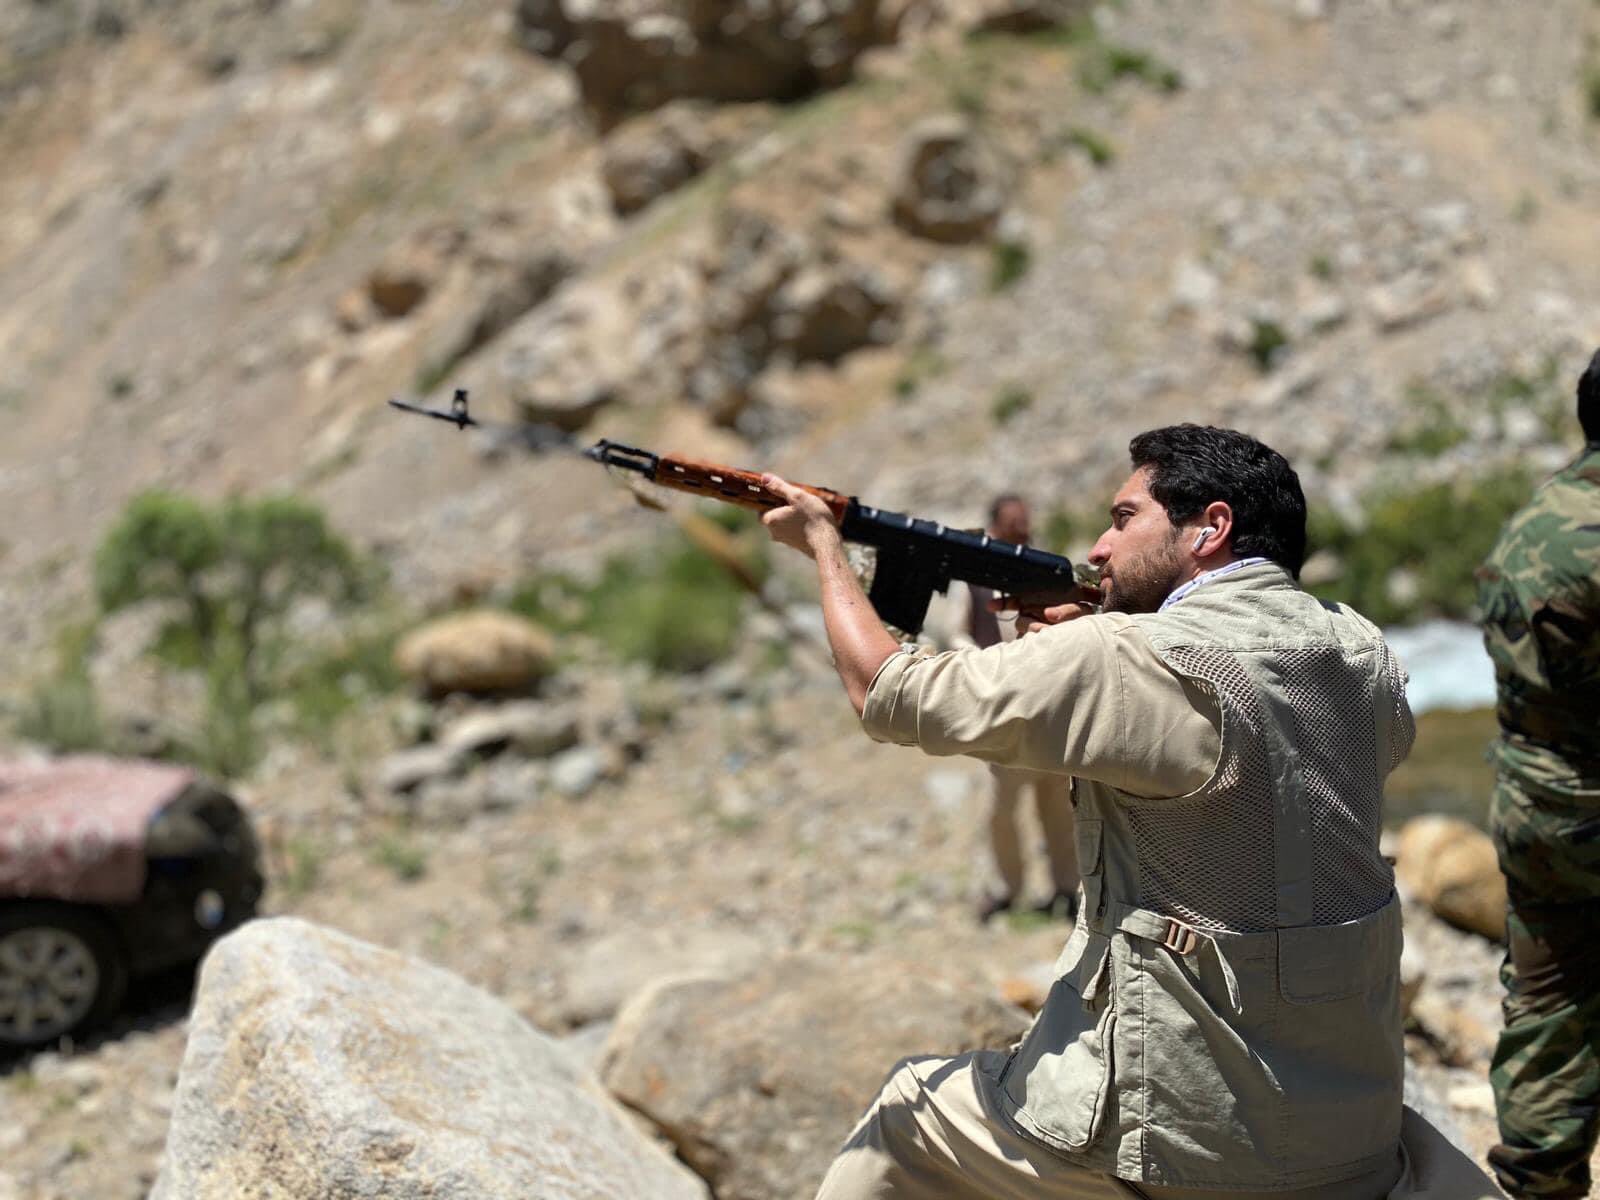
[
  {"left": 989, "top": 493, "right": 1026, "bottom": 525},
  {"left": 1128, "top": 425, "right": 1308, "bottom": 576},
  {"left": 1579, "top": 347, "right": 1600, "bottom": 443}
]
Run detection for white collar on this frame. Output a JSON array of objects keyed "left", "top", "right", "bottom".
[{"left": 1159, "top": 557, "right": 1271, "bottom": 612}]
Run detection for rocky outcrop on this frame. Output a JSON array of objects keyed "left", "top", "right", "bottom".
[
  {"left": 694, "top": 208, "right": 901, "bottom": 423},
  {"left": 515, "top": 0, "right": 894, "bottom": 123},
  {"left": 890, "top": 116, "right": 1012, "bottom": 244},
  {"left": 153, "top": 918, "right": 710, "bottom": 1200},
  {"left": 1395, "top": 816, "right": 1508, "bottom": 942},
  {"left": 600, "top": 954, "right": 1027, "bottom": 1199},
  {"left": 602, "top": 107, "right": 718, "bottom": 216},
  {"left": 394, "top": 610, "right": 556, "bottom": 697}
]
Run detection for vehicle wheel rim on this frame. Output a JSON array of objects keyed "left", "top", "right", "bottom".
[{"left": 0, "top": 928, "right": 101, "bottom": 1044}]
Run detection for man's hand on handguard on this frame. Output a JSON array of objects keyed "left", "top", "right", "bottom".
[
  {"left": 759, "top": 474, "right": 839, "bottom": 559},
  {"left": 991, "top": 587, "right": 1102, "bottom": 637}
]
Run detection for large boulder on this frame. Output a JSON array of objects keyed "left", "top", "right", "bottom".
[
  {"left": 1395, "top": 816, "right": 1508, "bottom": 941},
  {"left": 514, "top": 0, "right": 892, "bottom": 122},
  {"left": 600, "top": 953, "right": 1028, "bottom": 1199},
  {"left": 395, "top": 610, "right": 557, "bottom": 697},
  {"left": 153, "top": 918, "right": 709, "bottom": 1200}
]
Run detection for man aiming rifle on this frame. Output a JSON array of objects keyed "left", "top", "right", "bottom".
[{"left": 759, "top": 425, "right": 1500, "bottom": 1199}]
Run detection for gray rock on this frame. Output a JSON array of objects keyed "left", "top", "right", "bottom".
[
  {"left": 153, "top": 919, "right": 709, "bottom": 1200},
  {"left": 1366, "top": 271, "right": 1451, "bottom": 332},
  {"left": 440, "top": 701, "right": 581, "bottom": 760},
  {"left": 556, "top": 924, "right": 767, "bottom": 1026},
  {"left": 601, "top": 104, "right": 722, "bottom": 215},
  {"left": 379, "top": 744, "right": 465, "bottom": 795},
  {"left": 891, "top": 116, "right": 1011, "bottom": 244},
  {"left": 601, "top": 953, "right": 1028, "bottom": 1199},
  {"left": 550, "top": 745, "right": 607, "bottom": 797},
  {"left": 483, "top": 759, "right": 547, "bottom": 811}
]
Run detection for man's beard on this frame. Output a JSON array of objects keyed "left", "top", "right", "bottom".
[{"left": 1102, "top": 535, "right": 1186, "bottom": 615}]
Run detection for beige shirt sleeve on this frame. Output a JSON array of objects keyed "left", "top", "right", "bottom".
[{"left": 860, "top": 612, "right": 1221, "bottom": 798}]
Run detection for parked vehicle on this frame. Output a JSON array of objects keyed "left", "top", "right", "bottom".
[{"left": 0, "top": 756, "right": 263, "bottom": 1051}]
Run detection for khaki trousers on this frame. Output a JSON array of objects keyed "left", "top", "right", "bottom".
[
  {"left": 815, "top": 1051, "right": 1504, "bottom": 1200},
  {"left": 989, "top": 766, "right": 1078, "bottom": 902}
]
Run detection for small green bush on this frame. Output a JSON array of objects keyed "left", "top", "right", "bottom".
[
  {"left": 989, "top": 239, "right": 1032, "bottom": 291},
  {"left": 15, "top": 623, "right": 108, "bottom": 754},
  {"left": 1385, "top": 382, "right": 1470, "bottom": 456},
  {"left": 1584, "top": 61, "right": 1600, "bottom": 120},
  {"left": 1247, "top": 319, "right": 1290, "bottom": 373},
  {"left": 280, "top": 623, "right": 406, "bottom": 744},
  {"left": 1062, "top": 126, "right": 1116, "bottom": 166},
  {"left": 1080, "top": 41, "right": 1183, "bottom": 94},
  {"left": 991, "top": 385, "right": 1034, "bottom": 425},
  {"left": 508, "top": 517, "right": 769, "bottom": 674},
  {"left": 1307, "top": 467, "right": 1535, "bottom": 625},
  {"left": 374, "top": 835, "right": 428, "bottom": 882}
]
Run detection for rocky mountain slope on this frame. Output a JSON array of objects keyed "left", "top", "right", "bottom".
[{"left": 3, "top": 1, "right": 1599, "bottom": 1197}]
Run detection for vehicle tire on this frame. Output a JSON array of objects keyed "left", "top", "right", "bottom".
[{"left": 0, "top": 903, "right": 129, "bottom": 1053}]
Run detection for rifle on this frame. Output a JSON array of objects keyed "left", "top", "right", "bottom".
[{"left": 389, "top": 391, "right": 1090, "bottom": 636}]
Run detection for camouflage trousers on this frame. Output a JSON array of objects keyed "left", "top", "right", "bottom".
[{"left": 1488, "top": 775, "right": 1600, "bottom": 1200}]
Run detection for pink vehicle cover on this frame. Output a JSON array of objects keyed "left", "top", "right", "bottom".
[{"left": 0, "top": 756, "right": 197, "bottom": 905}]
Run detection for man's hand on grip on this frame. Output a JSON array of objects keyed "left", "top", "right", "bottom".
[{"left": 760, "top": 474, "right": 840, "bottom": 560}]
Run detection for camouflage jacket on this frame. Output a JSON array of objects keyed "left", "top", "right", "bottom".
[{"left": 1477, "top": 445, "right": 1600, "bottom": 799}]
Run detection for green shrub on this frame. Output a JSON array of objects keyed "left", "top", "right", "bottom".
[
  {"left": 14, "top": 623, "right": 108, "bottom": 754},
  {"left": 1247, "top": 319, "right": 1290, "bottom": 373},
  {"left": 1585, "top": 61, "right": 1600, "bottom": 120},
  {"left": 1062, "top": 126, "right": 1116, "bottom": 166},
  {"left": 1385, "top": 382, "right": 1470, "bottom": 456},
  {"left": 991, "top": 385, "right": 1034, "bottom": 425},
  {"left": 373, "top": 835, "right": 428, "bottom": 882},
  {"left": 508, "top": 517, "right": 769, "bottom": 674},
  {"left": 1079, "top": 41, "right": 1183, "bottom": 94},
  {"left": 891, "top": 348, "right": 948, "bottom": 401},
  {"left": 989, "top": 239, "right": 1032, "bottom": 291},
  {"left": 280, "top": 622, "right": 406, "bottom": 744},
  {"left": 92, "top": 490, "right": 376, "bottom": 776},
  {"left": 1307, "top": 467, "right": 1535, "bottom": 625}
]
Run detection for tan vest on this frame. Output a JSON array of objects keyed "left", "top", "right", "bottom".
[{"left": 998, "top": 564, "right": 1414, "bottom": 1190}]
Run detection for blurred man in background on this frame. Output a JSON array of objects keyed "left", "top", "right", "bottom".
[
  {"left": 1478, "top": 349, "right": 1600, "bottom": 1200},
  {"left": 956, "top": 495, "right": 1079, "bottom": 923}
]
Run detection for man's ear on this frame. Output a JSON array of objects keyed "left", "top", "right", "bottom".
[{"left": 1192, "top": 501, "right": 1234, "bottom": 560}]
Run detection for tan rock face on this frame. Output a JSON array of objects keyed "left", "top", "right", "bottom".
[
  {"left": 394, "top": 610, "right": 556, "bottom": 697},
  {"left": 600, "top": 953, "right": 1027, "bottom": 1198},
  {"left": 1395, "top": 816, "right": 1508, "bottom": 941}
]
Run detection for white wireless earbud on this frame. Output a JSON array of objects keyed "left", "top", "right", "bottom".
[{"left": 1192, "top": 527, "right": 1217, "bottom": 551}]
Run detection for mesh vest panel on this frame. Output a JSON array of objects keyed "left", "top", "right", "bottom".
[{"left": 1126, "top": 643, "right": 1398, "bottom": 933}]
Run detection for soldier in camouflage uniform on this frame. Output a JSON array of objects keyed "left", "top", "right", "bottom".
[{"left": 1478, "top": 348, "right": 1600, "bottom": 1200}]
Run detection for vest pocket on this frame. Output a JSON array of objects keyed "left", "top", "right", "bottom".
[
  {"left": 1002, "top": 930, "right": 1116, "bottom": 1152},
  {"left": 1273, "top": 903, "right": 1404, "bottom": 1166}
]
